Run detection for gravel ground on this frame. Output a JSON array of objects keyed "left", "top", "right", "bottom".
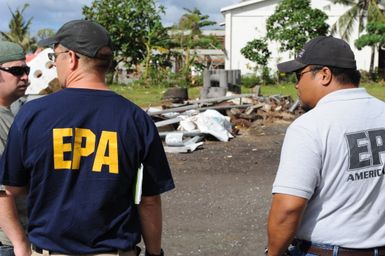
[{"left": 158, "top": 122, "right": 290, "bottom": 256}]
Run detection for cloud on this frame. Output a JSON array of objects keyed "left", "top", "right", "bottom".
[
  {"left": 0, "top": 0, "right": 92, "bottom": 35},
  {"left": 160, "top": 0, "right": 239, "bottom": 27},
  {"left": 0, "top": 0, "right": 239, "bottom": 36}
]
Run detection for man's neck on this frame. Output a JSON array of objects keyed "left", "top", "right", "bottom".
[
  {"left": 66, "top": 82, "right": 109, "bottom": 90},
  {"left": 64, "top": 71, "right": 109, "bottom": 90}
]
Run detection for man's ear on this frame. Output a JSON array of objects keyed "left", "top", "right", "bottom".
[
  {"left": 319, "top": 67, "right": 332, "bottom": 86},
  {"left": 68, "top": 51, "right": 79, "bottom": 70}
]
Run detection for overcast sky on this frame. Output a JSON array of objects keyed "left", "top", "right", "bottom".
[{"left": 0, "top": 0, "right": 240, "bottom": 36}]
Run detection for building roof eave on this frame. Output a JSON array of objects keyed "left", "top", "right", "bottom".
[{"left": 220, "top": 0, "right": 270, "bottom": 13}]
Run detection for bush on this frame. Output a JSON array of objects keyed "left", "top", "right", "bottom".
[
  {"left": 360, "top": 69, "right": 382, "bottom": 83},
  {"left": 241, "top": 74, "right": 261, "bottom": 88},
  {"left": 260, "top": 66, "right": 275, "bottom": 85},
  {"left": 280, "top": 72, "right": 297, "bottom": 84}
]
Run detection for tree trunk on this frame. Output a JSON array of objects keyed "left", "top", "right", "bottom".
[
  {"left": 143, "top": 43, "right": 151, "bottom": 80},
  {"left": 369, "top": 46, "right": 375, "bottom": 80}
]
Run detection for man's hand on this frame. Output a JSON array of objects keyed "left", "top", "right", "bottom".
[
  {"left": 13, "top": 239, "right": 31, "bottom": 256},
  {"left": 267, "top": 193, "right": 307, "bottom": 256},
  {"left": 0, "top": 191, "right": 29, "bottom": 256}
]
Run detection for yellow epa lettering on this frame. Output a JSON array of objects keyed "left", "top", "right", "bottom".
[{"left": 53, "top": 128, "right": 119, "bottom": 174}]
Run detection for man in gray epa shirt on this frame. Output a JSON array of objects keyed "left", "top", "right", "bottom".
[{"left": 0, "top": 41, "right": 30, "bottom": 256}]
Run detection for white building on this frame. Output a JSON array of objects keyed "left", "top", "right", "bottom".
[{"left": 221, "top": 0, "right": 381, "bottom": 75}]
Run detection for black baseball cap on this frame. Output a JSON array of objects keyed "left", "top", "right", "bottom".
[
  {"left": 38, "top": 20, "right": 112, "bottom": 58},
  {"left": 277, "top": 36, "right": 356, "bottom": 72}
]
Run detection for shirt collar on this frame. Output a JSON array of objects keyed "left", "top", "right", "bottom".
[{"left": 316, "top": 88, "right": 370, "bottom": 107}]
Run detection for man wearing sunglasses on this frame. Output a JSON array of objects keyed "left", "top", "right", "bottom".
[
  {"left": 0, "top": 20, "right": 174, "bottom": 256},
  {"left": 267, "top": 36, "right": 385, "bottom": 256},
  {"left": 0, "top": 41, "right": 30, "bottom": 256}
]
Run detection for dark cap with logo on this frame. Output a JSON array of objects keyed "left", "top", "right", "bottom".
[
  {"left": 38, "top": 20, "right": 112, "bottom": 58},
  {"left": 277, "top": 36, "right": 356, "bottom": 72}
]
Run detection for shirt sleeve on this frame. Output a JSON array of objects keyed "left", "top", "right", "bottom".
[
  {"left": 272, "top": 121, "right": 322, "bottom": 199},
  {"left": 0, "top": 121, "right": 28, "bottom": 187},
  {"left": 140, "top": 115, "right": 175, "bottom": 196}
]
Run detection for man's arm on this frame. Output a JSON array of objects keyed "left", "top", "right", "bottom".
[
  {"left": 139, "top": 195, "right": 162, "bottom": 255},
  {"left": 0, "top": 191, "right": 31, "bottom": 256},
  {"left": 267, "top": 193, "right": 307, "bottom": 256}
]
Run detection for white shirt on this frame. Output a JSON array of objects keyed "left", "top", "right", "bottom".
[{"left": 273, "top": 88, "right": 385, "bottom": 248}]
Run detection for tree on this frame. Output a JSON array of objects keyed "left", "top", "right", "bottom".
[
  {"left": 0, "top": 3, "right": 35, "bottom": 52},
  {"left": 36, "top": 28, "right": 55, "bottom": 41},
  {"left": 83, "top": 0, "right": 168, "bottom": 70},
  {"left": 331, "top": 0, "right": 385, "bottom": 41},
  {"left": 241, "top": 39, "right": 272, "bottom": 84},
  {"left": 355, "top": 21, "right": 385, "bottom": 75},
  {"left": 331, "top": 0, "right": 385, "bottom": 74},
  {"left": 266, "top": 0, "right": 329, "bottom": 56},
  {"left": 169, "top": 8, "right": 219, "bottom": 86},
  {"left": 241, "top": 39, "right": 271, "bottom": 66},
  {"left": 355, "top": 22, "right": 385, "bottom": 49}
]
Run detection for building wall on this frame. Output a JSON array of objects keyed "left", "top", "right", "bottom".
[{"left": 222, "top": 0, "right": 376, "bottom": 75}]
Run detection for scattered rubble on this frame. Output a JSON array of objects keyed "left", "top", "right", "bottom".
[{"left": 148, "top": 92, "right": 303, "bottom": 153}]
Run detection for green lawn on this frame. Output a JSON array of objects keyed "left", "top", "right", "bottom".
[
  {"left": 110, "top": 83, "right": 385, "bottom": 107},
  {"left": 362, "top": 83, "right": 385, "bottom": 101},
  {"left": 109, "top": 84, "right": 200, "bottom": 107}
]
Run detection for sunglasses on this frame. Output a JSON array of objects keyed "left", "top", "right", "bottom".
[
  {"left": 295, "top": 69, "right": 312, "bottom": 82},
  {"left": 0, "top": 66, "right": 30, "bottom": 77},
  {"left": 48, "top": 51, "right": 69, "bottom": 62}
]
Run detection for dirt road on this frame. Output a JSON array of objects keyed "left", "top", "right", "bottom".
[{"left": 160, "top": 122, "right": 289, "bottom": 256}]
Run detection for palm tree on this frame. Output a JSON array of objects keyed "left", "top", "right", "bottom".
[
  {"left": 0, "top": 4, "right": 35, "bottom": 52},
  {"left": 178, "top": 8, "right": 216, "bottom": 36},
  {"left": 332, "top": 0, "right": 385, "bottom": 40},
  {"left": 331, "top": 0, "right": 385, "bottom": 73},
  {"left": 170, "top": 8, "right": 218, "bottom": 85}
]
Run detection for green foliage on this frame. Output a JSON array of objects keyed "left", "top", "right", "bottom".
[
  {"left": 241, "top": 39, "right": 273, "bottom": 84},
  {"left": 178, "top": 8, "right": 217, "bottom": 35},
  {"left": 355, "top": 22, "right": 385, "bottom": 49},
  {"left": 260, "top": 66, "right": 275, "bottom": 85},
  {"left": 260, "top": 83, "right": 298, "bottom": 99},
  {"left": 241, "top": 39, "right": 271, "bottom": 66},
  {"left": 266, "top": 0, "right": 329, "bottom": 55},
  {"left": 332, "top": 1, "right": 385, "bottom": 76},
  {"left": 83, "top": 0, "right": 168, "bottom": 66},
  {"left": 331, "top": 0, "right": 385, "bottom": 41},
  {"left": 0, "top": 3, "right": 35, "bottom": 52},
  {"left": 240, "top": 67, "right": 276, "bottom": 87},
  {"left": 169, "top": 8, "right": 219, "bottom": 87},
  {"left": 109, "top": 83, "right": 201, "bottom": 107},
  {"left": 36, "top": 28, "right": 55, "bottom": 41},
  {"left": 241, "top": 75, "right": 261, "bottom": 88},
  {"left": 109, "top": 82, "right": 385, "bottom": 107}
]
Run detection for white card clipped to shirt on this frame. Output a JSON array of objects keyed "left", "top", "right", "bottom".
[{"left": 134, "top": 163, "right": 143, "bottom": 205}]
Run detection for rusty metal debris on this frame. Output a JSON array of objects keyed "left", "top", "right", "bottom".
[{"left": 149, "top": 92, "right": 302, "bottom": 153}]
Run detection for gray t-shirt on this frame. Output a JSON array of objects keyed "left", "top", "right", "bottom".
[
  {"left": 0, "top": 106, "right": 28, "bottom": 246},
  {"left": 273, "top": 88, "right": 385, "bottom": 248}
]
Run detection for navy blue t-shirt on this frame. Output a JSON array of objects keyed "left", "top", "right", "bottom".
[{"left": 0, "top": 88, "right": 175, "bottom": 254}]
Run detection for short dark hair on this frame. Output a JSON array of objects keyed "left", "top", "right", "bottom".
[
  {"left": 310, "top": 65, "right": 361, "bottom": 86},
  {"left": 79, "top": 46, "right": 113, "bottom": 72}
]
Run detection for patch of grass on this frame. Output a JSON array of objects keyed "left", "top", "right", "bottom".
[
  {"left": 110, "top": 82, "right": 385, "bottom": 107},
  {"left": 109, "top": 84, "right": 165, "bottom": 107},
  {"left": 362, "top": 82, "right": 385, "bottom": 101},
  {"left": 109, "top": 84, "right": 201, "bottom": 107},
  {"left": 258, "top": 83, "right": 385, "bottom": 101},
  {"left": 258, "top": 83, "right": 297, "bottom": 99}
]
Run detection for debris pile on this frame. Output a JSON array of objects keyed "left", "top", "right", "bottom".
[{"left": 148, "top": 93, "right": 302, "bottom": 153}]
